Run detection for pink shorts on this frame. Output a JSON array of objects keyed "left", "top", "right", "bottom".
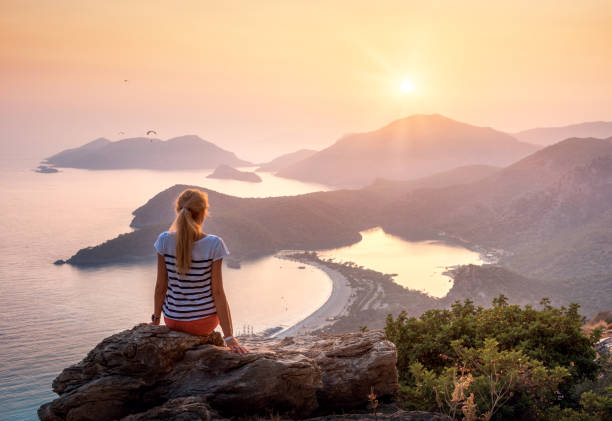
[{"left": 164, "top": 314, "right": 220, "bottom": 335}]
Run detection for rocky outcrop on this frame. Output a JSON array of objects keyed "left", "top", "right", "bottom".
[
  {"left": 120, "top": 396, "right": 222, "bottom": 421},
  {"left": 38, "top": 325, "right": 400, "bottom": 420}
]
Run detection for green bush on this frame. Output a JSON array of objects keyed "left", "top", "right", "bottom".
[
  {"left": 544, "top": 386, "right": 612, "bottom": 421},
  {"left": 400, "top": 339, "right": 569, "bottom": 420},
  {"left": 385, "top": 296, "right": 604, "bottom": 420}
]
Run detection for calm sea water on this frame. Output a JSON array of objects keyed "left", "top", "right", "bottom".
[
  {"left": 0, "top": 154, "right": 483, "bottom": 420},
  {"left": 0, "top": 155, "right": 333, "bottom": 420},
  {"left": 320, "top": 227, "right": 484, "bottom": 298}
]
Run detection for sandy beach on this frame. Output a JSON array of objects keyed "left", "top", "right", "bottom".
[{"left": 274, "top": 253, "right": 355, "bottom": 338}]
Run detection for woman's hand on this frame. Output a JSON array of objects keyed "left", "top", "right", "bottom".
[
  {"left": 225, "top": 337, "right": 248, "bottom": 355},
  {"left": 149, "top": 313, "right": 161, "bottom": 326}
]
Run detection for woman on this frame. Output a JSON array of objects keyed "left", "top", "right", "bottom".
[{"left": 149, "top": 188, "right": 248, "bottom": 355}]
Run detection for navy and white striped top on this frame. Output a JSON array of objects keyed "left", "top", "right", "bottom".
[{"left": 154, "top": 231, "right": 230, "bottom": 321}]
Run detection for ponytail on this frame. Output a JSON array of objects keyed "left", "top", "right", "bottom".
[{"left": 169, "top": 189, "right": 209, "bottom": 275}]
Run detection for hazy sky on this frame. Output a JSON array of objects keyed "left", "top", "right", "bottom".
[{"left": 1, "top": 0, "right": 611, "bottom": 161}]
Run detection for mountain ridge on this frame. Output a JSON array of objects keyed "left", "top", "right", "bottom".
[
  {"left": 276, "top": 114, "right": 538, "bottom": 187},
  {"left": 256, "top": 148, "right": 318, "bottom": 172},
  {"left": 381, "top": 136, "right": 612, "bottom": 282},
  {"left": 514, "top": 121, "right": 612, "bottom": 146}
]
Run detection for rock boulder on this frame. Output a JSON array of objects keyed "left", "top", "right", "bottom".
[{"left": 38, "top": 325, "right": 399, "bottom": 420}]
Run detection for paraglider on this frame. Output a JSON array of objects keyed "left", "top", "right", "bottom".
[{"left": 146, "top": 130, "right": 157, "bottom": 135}]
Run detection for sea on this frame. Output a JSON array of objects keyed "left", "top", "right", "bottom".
[{"left": 0, "top": 153, "right": 482, "bottom": 420}]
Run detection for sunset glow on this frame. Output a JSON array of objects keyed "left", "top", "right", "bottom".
[
  {"left": 1, "top": 1, "right": 611, "bottom": 161},
  {"left": 400, "top": 79, "right": 415, "bottom": 93},
  {"left": 2, "top": 2, "right": 612, "bottom": 419}
]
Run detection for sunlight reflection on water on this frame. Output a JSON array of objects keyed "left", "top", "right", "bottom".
[{"left": 319, "top": 227, "right": 484, "bottom": 297}]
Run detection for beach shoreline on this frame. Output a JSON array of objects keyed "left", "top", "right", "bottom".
[{"left": 273, "top": 252, "right": 355, "bottom": 338}]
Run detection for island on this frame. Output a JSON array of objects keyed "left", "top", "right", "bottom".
[
  {"left": 42, "top": 135, "right": 250, "bottom": 170},
  {"left": 206, "top": 164, "right": 262, "bottom": 183},
  {"left": 35, "top": 165, "right": 60, "bottom": 173}
]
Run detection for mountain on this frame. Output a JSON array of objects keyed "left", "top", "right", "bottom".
[
  {"left": 67, "top": 163, "right": 505, "bottom": 266},
  {"left": 43, "top": 135, "right": 250, "bottom": 170},
  {"left": 513, "top": 121, "right": 612, "bottom": 146},
  {"left": 276, "top": 114, "right": 538, "bottom": 187},
  {"left": 381, "top": 137, "right": 612, "bottom": 282},
  {"left": 364, "top": 164, "right": 500, "bottom": 193},
  {"left": 61, "top": 139, "right": 612, "bottom": 316},
  {"left": 255, "top": 149, "right": 318, "bottom": 172},
  {"left": 207, "top": 165, "right": 262, "bottom": 183},
  {"left": 64, "top": 185, "right": 375, "bottom": 266},
  {"left": 42, "top": 137, "right": 112, "bottom": 165}
]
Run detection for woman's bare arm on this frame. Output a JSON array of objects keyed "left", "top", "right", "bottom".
[
  {"left": 211, "top": 259, "right": 248, "bottom": 354},
  {"left": 151, "top": 253, "right": 168, "bottom": 324}
]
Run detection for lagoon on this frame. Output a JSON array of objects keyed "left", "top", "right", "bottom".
[{"left": 319, "top": 227, "right": 484, "bottom": 298}]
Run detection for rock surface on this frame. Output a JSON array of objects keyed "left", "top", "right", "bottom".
[
  {"left": 120, "top": 396, "right": 222, "bottom": 421},
  {"left": 597, "top": 336, "right": 612, "bottom": 355},
  {"left": 38, "top": 324, "right": 400, "bottom": 420}
]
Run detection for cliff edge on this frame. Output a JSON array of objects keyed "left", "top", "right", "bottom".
[{"left": 38, "top": 324, "right": 447, "bottom": 420}]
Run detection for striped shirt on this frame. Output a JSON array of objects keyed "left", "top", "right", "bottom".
[{"left": 154, "top": 231, "right": 230, "bottom": 321}]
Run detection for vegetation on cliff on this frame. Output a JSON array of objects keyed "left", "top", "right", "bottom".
[{"left": 385, "top": 296, "right": 611, "bottom": 420}]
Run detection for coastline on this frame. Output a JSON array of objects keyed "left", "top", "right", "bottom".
[
  {"left": 250, "top": 235, "right": 507, "bottom": 338},
  {"left": 273, "top": 252, "right": 354, "bottom": 338}
]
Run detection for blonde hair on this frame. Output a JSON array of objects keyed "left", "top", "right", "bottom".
[{"left": 169, "top": 189, "right": 209, "bottom": 275}]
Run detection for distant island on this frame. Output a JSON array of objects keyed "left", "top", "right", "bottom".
[
  {"left": 513, "top": 120, "right": 612, "bottom": 146},
  {"left": 275, "top": 114, "right": 539, "bottom": 187},
  {"left": 61, "top": 136, "right": 612, "bottom": 317},
  {"left": 34, "top": 165, "right": 59, "bottom": 173},
  {"left": 256, "top": 148, "right": 317, "bottom": 172},
  {"left": 42, "top": 135, "right": 250, "bottom": 170},
  {"left": 206, "top": 165, "right": 262, "bottom": 182}
]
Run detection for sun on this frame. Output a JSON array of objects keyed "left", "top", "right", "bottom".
[{"left": 400, "top": 79, "right": 414, "bottom": 93}]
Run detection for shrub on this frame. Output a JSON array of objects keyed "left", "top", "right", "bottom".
[
  {"left": 401, "top": 338, "right": 569, "bottom": 420},
  {"left": 385, "top": 296, "right": 602, "bottom": 420}
]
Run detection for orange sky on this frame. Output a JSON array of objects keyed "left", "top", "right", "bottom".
[{"left": 1, "top": 0, "right": 611, "bottom": 161}]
